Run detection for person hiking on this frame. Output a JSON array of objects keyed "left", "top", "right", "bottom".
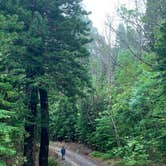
[{"left": 61, "top": 146, "right": 66, "bottom": 160}]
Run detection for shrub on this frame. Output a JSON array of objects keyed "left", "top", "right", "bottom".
[{"left": 48, "top": 157, "right": 58, "bottom": 166}]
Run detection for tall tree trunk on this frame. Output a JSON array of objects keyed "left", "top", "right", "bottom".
[
  {"left": 39, "top": 88, "right": 49, "bottom": 166},
  {"left": 110, "top": 115, "right": 121, "bottom": 147},
  {"left": 24, "top": 86, "right": 38, "bottom": 166}
]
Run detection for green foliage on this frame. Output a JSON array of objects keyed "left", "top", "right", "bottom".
[
  {"left": 0, "top": 82, "right": 24, "bottom": 164},
  {"left": 91, "top": 151, "right": 113, "bottom": 160},
  {"left": 0, "top": 77, "right": 24, "bottom": 164},
  {"left": 0, "top": 0, "right": 165, "bottom": 166},
  {"left": 144, "top": 0, "right": 166, "bottom": 49},
  {"left": 154, "top": 20, "right": 166, "bottom": 93},
  {"left": 50, "top": 95, "right": 77, "bottom": 141},
  {"left": 76, "top": 93, "right": 105, "bottom": 144},
  {"left": 0, "top": 161, "right": 6, "bottom": 166},
  {"left": 1, "top": 0, "right": 91, "bottom": 165},
  {"left": 48, "top": 157, "right": 58, "bottom": 166},
  {"left": 111, "top": 137, "right": 151, "bottom": 166},
  {"left": 90, "top": 112, "right": 117, "bottom": 151},
  {"left": 78, "top": 34, "right": 166, "bottom": 165},
  {"left": 0, "top": 12, "right": 25, "bottom": 165}
]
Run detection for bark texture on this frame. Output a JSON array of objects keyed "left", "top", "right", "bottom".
[
  {"left": 39, "top": 88, "right": 49, "bottom": 166},
  {"left": 24, "top": 86, "right": 38, "bottom": 166}
]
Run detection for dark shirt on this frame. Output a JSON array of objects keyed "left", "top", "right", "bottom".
[{"left": 61, "top": 147, "right": 66, "bottom": 155}]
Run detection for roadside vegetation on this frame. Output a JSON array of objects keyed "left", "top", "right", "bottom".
[{"left": 0, "top": 0, "right": 165, "bottom": 166}]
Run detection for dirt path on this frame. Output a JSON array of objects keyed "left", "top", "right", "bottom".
[{"left": 49, "top": 142, "right": 109, "bottom": 166}]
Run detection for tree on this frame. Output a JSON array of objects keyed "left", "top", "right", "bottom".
[
  {"left": 0, "top": 13, "right": 25, "bottom": 166},
  {"left": 1, "top": 0, "right": 91, "bottom": 165},
  {"left": 50, "top": 95, "right": 78, "bottom": 142},
  {"left": 76, "top": 93, "right": 105, "bottom": 145},
  {"left": 144, "top": 0, "right": 166, "bottom": 50},
  {"left": 89, "top": 29, "right": 118, "bottom": 84},
  {"left": 154, "top": 20, "right": 166, "bottom": 94}
]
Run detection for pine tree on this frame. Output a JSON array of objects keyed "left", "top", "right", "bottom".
[
  {"left": 154, "top": 20, "right": 166, "bottom": 94},
  {"left": 0, "top": 13, "right": 24, "bottom": 166},
  {"left": 1, "top": 0, "right": 90, "bottom": 165},
  {"left": 144, "top": 0, "right": 166, "bottom": 50}
]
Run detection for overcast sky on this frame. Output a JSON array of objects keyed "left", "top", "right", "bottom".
[{"left": 83, "top": 0, "right": 136, "bottom": 33}]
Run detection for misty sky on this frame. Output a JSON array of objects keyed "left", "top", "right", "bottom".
[{"left": 83, "top": 0, "right": 135, "bottom": 33}]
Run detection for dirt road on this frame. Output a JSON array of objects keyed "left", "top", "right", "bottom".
[{"left": 49, "top": 143, "right": 107, "bottom": 166}]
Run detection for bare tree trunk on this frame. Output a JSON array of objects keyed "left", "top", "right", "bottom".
[
  {"left": 39, "top": 88, "right": 49, "bottom": 166},
  {"left": 24, "top": 86, "right": 38, "bottom": 166},
  {"left": 110, "top": 113, "right": 121, "bottom": 147}
]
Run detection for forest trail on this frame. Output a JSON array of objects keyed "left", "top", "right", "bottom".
[{"left": 49, "top": 142, "right": 114, "bottom": 166}]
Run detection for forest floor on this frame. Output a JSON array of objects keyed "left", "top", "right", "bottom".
[{"left": 49, "top": 142, "right": 117, "bottom": 166}]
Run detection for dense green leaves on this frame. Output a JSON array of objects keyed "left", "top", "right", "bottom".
[
  {"left": 0, "top": 0, "right": 90, "bottom": 165},
  {"left": 0, "top": 0, "right": 165, "bottom": 166},
  {"left": 154, "top": 20, "right": 166, "bottom": 94},
  {"left": 50, "top": 96, "right": 77, "bottom": 141},
  {"left": 0, "top": 13, "right": 25, "bottom": 165},
  {"left": 56, "top": 1, "right": 166, "bottom": 165}
]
